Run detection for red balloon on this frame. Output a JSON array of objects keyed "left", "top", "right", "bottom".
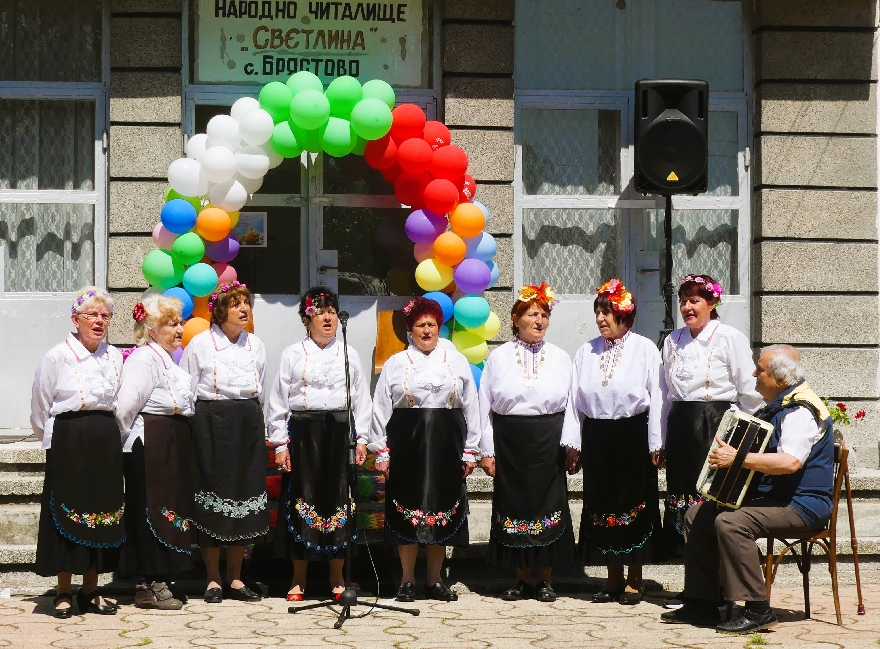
[
  {"left": 430, "top": 145, "right": 469, "bottom": 181},
  {"left": 364, "top": 135, "right": 398, "bottom": 170},
  {"left": 381, "top": 162, "right": 403, "bottom": 184},
  {"left": 397, "top": 137, "right": 434, "bottom": 175},
  {"left": 395, "top": 172, "right": 431, "bottom": 208},
  {"left": 458, "top": 174, "right": 477, "bottom": 203},
  {"left": 390, "top": 104, "right": 427, "bottom": 144},
  {"left": 423, "top": 178, "right": 459, "bottom": 215},
  {"left": 423, "top": 121, "right": 451, "bottom": 150}
]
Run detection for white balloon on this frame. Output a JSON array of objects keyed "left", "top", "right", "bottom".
[
  {"left": 200, "top": 146, "right": 237, "bottom": 183},
  {"left": 186, "top": 133, "right": 209, "bottom": 160},
  {"left": 258, "top": 141, "right": 284, "bottom": 169},
  {"left": 231, "top": 97, "right": 261, "bottom": 122},
  {"left": 209, "top": 179, "right": 249, "bottom": 212},
  {"left": 233, "top": 171, "right": 263, "bottom": 195},
  {"left": 206, "top": 114, "right": 241, "bottom": 151},
  {"left": 167, "top": 158, "right": 209, "bottom": 197},
  {"left": 235, "top": 145, "right": 271, "bottom": 180},
  {"left": 238, "top": 108, "right": 275, "bottom": 146}
]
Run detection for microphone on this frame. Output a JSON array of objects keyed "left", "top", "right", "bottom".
[{"left": 338, "top": 311, "right": 350, "bottom": 326}]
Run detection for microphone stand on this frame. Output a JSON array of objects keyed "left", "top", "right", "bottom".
[{"left": 289, "top": 310, "right": 420, "bottom": 628}]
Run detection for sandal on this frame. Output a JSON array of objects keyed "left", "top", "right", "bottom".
[
  {"left": 53, "top": 592, "right": 73, "bottom": 619},
  {"left": 332, "top": 586, "right": 346, "bottom": 601},
  {"left": 286, "top": 587, "right": 305, "bottom": 602}
]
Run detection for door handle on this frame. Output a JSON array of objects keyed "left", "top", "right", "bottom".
[
  {"left": 637, "top": 267, "right": 659, "bottom": 273},
  {"left": 317, "top": 265, "right": 338, "bottom": 273}
]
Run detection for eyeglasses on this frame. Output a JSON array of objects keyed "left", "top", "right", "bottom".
[{"left": 80, "top": 312, "right": 112, "bottom": 321}]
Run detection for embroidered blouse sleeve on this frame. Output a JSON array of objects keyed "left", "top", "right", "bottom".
[
  {"left": 659, "top": 336, "right": 674, "bottom": 447},
  {"left": 116, "top": 353, "right": 161, "bottom": 436},
  {"left": 30, "top": 352, "right": 59, "bottom": 440},
  {"left": 369, "top": 359, "right": 394, "bottom": 454},
  {"left": 477, "top": 352, "right": 496, "bottom": 457},
  {"left": 265, "top": 348, "right": 294, "bottom": 452},
  {"left": 179, "top": 339, "right": 201, "bottom": 397},
  {"left": 349, "top": 349, "right": 373, "bottom": 445},
  {"left": 455, "top": 353, "right": 481, "bottom": 461},
  {"left": 646, "top": 343, "right": 664, "bottom": 452},
  {"left": 724, "top": 330, "right": 763, "bottom": 414},
  {"left": 560, "top": 345, "right": 584, "bottom": 451}
]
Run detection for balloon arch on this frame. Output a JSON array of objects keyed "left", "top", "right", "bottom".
[{"left": 142, "top": 72, "right": 500, "bottom": 383}]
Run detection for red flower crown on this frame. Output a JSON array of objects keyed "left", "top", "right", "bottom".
[
  {"left": 516, "top": 282, "right": 558, "bottom": 310},
  {"left": 596, "top": 278, "right": 635, "bottom": 315}
]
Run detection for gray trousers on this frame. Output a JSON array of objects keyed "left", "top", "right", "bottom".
[{"left": 681, "top": 498, "right": 814, "bottom": 602}]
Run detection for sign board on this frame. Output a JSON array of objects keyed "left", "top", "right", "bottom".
[
  {"left": 195, "top": 0, "right": 427, "bottom": 86},
  {"left": 233, "top": 211, "right": 268, "bottom": 246}
]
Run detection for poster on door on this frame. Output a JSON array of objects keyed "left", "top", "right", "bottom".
[{"left": 233, "top": 211, "right": 268, "bottom": 247}]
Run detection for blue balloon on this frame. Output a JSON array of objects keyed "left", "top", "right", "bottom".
[
  {"left": 163, "top": 287, "right": 195, "bottom": 319},
  {"left": 486, "top": 260, "right": 501, "bottom": 289},
  {"left": 464, "top": 232, "right": 497, "bottom": 262},
  {"left": 470, "top": 364, "right": 482, "bottom": 390},
  {"left": 421, "top": 291, "right": 454, "bottom": 322},
  {"left": 439, "top": 324, "right": 450, "bottom": 339},
  {"left": 182, "top": 263, "right": 219, "bottom": 297},
  {"left": 454, "top": 294, "right": 491, "bottom": 329},
  {"left": 160, "top": 199, "right": 198, "bottom": 234},
  {"left": 473, "top": 200, "right": 490, "bottom": 223}
]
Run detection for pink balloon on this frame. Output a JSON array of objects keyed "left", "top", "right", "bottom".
[
  {"left": 213, "top": 262, "right": 238, "bottom": 284},
  {"left": 152, "top": 223, "right": 178, "bottom": 250},
  {"left": 204, "top": 235, "right": 240, "bottom": 263},
  {"left": 414, "top": 242, "right": 433, "bottom": 263}
]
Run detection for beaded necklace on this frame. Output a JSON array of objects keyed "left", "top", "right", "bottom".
[
  {"left": 514, "top": 339, "right": 545, "bottom": 388},
  {"left": 599, "top": 330, "right": 630, "bottom": 387}
]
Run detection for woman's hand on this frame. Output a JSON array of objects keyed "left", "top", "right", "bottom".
[
  {"left": 650, "top": 449, "right": 665, "bottom": 468},
  {"left": 374, "top": 459, "right": 389, "bottom": 478},
  {"left": 480, "top": 456, "right": 496, "bottom": 477},
  {"left": 462, "top": 461, "right": 476, "bottom": 479},
  {"left": 355, "top": 443, "right": 367, "bottom": 466},
  {"left": 275, "top": 449, "right": 291, "bottom": 472},
  {"left": 565, "top": 447, "right": 581, "bottom": 474}
]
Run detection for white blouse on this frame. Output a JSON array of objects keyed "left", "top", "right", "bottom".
[
  {"left": 265, "top": 337, "right": 373, "bottom": 451},
  {"left": 116, "top": 342, "right": 196, "bottom": 452},
  {"left": 369, "top": 344, "right": 481, "bottom": 461},
  {"left": 180, "top": 324, "right": 267, "bottom": 404},
  {"left": 561, "top": 331, "right": 664, "bottom": 453},
  {"left": 30, "top": 334, "right": 123, "bottom": 450},
  {"left": 660, "top": 321, "right": 764, "bottom": 443},
  {"left": 478, "top": 340, "right": 572, "bottom": 457}
]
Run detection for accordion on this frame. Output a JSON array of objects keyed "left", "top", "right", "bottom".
[{"left": 696, "top": 409, "right": 774, "bottom": 509}]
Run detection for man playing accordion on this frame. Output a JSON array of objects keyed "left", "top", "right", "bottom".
[{"left": 661, "top": 344, "right": 835, "bottom": 634}]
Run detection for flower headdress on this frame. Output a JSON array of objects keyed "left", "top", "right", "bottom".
[
  {"left": 71, "top": 289, "right": 114, "bottom": 315},
  {"left": 680, "top": 275, "right": 723, "bottom": 305},
  {"left": 303, "top": 291, "right": 331, "bottom": 317},
  {"left": 516, "top": 282, "right": 559, "bottom": 310},
  {"left": 596, "top": 278, "right": 635, "bottom": 315},
  {"left": 402, "top": 299, "right": 415, "bottom": 315},
  {"left": 207, "top": 280, "right": 246, "bottom": 312},
  {"left": 131, "top": 302, "right": 147, "bottom": 322}
]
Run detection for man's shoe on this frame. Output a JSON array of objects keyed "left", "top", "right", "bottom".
[
  {"left": 501, "top": 581, "right": 533, "bottom": 601},
  {"left": 395, "top": 582, "right": 416, "bottom": 602},
  {"left": 660, "top": 601, "right": 721, "bottom": 626},
  {"left": 716, "top": 609, "right": 777, "bottom": 634}
]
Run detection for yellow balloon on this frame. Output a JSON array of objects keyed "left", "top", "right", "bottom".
[
  {"left": 228, "top": 211, "right": 240, "bottom": 228},
  {"left": 471, "top": 311, "right": 501, "bottom": 340},
  {"left": 452, "top": 330, "right": 489, "bottom": 364},
  {"left": 414, "top": 258, "right": 454, "bottom": 292}
]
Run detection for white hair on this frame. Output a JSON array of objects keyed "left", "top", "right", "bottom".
[
  {"left": 762, "top": 344, "right": 804, "bottom": 386},
  {"left": 71, "top": 286, "right": 114, "bottom": 315},
  {"left": 133, "top": 294, "right": 183, "bottom": 346}
]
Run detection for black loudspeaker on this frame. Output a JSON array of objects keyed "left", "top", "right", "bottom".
[{"left": 634, "top": 79, "right": 709, "bottom": 195}]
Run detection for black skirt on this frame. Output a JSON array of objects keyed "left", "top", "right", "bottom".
[
  {"left": 383, "top": 408, "right": 469, "bottom": 547},
  {"left": 118, "top": 413, "right": 195, "bottom": 578},
  {"left": 34, "top": 411, "right": 124, "bottom": 576},
  {"left": 192, "top": 399, "right": 268, "bottom": 547},
  {"left": 488, "top": 412, "right": 575, "bottom": 569},
  {"left": 273, "top": 410, "right": 358, "bottom": 562},
  {"left": 579, "top": 411, "right": 661, "bottom": 566},
  {"left": 661, "top": 400, "right": 731, "bottom": 557}
]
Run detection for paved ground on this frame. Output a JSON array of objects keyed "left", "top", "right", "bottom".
[{"left": 1, "top": 563, "right": 879, "bottom": 649}]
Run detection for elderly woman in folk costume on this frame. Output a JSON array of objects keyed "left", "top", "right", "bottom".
[
  {"left": 116, "top": 295, "right": 195, "bottom": 610},
  {"left": 562, "top": 279, "right": 663, "bottom": 605},
  {"left": 660, "top": 274, "right": 762, "bottom": 606},
  {"left": 266, "top": 287, "right": 372, "bottom": 602},
  {"left": 478, "top": 282, "right": 575, "bottom": 603},
  {"left": 365, "top": 297, "right": 481, "bottom": 603},
  {"left": 31, "top": 287, "right": 124, "bottom": 618},
  {"left": 180, "top": 281, "right": 268, "bottom": 603}
]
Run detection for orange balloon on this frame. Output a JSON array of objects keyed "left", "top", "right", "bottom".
[
  {"left": 449, "top": 202, "right": 486, "bottom": 239},
  {"left": 433, "top": 231, "right": 466, "bottom": 267},
  {"left": 182, "top": 317, "right": 210, "bottom": 347},
  {"left": 196, "top": 207, "right": 232, "bottom": 242},
  {"left": 192, "top": 296, "right": 210, "bottom": 320},
  {"left": 441, "top": 280, "right": 456, "bottom": 294},
  {"left": 245, "top": 308, "right": 255, "bottom": 334}
]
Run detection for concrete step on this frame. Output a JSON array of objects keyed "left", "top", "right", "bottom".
[
  {"left": 0, "top": 440, "right": 45, "bottom": 465},
  {"left": 0, "top": 473, "right": 42, "bottom": 497},
  {"left": 0, "top": 504, "right": 40, "bottom": 545},
  {"left": 0, "top": 544, "right": 35, "bottom": 564}
]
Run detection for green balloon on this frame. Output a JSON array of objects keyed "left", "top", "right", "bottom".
[
  {"left": 269, "top": 121, "right": 304, "bottom": 158},
  {"left": 289, "top": 88, "right": 330, "bottom": 131},
  {"left": 290, "top": 122, "right": 323, "bottom": 154},
  {"left": 142, "top": 249, "right": 185, "bottom": 290},
  {"left": 361, "top": 79, "right": 396, "bottom": 109},
  {"left": 171, "top": 231, "right": 206, "bottom": 266},
  {"left": 259, "top": 81, "right": 294, "bottom": 124},
  {"left": 286, "top": 71, "right": 324, "bottom": 97},
  {"left": 350, "top": 98, "right": 393, "bottom": 140},
  {"left": 320, "top": 117, "right": 357, "bottom": 158},
  {"left": 164, "top": 188, "right": 201, "bottom": 213},
  {"left": 325, "top": 75, "right": 363, "bottom": 119},
  {"left": 352, "top": 136, "right": 366, "bottom": 156}
]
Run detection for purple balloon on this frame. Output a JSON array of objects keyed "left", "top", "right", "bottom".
[
  {"left": 152, "top": 223, "right": 178, "bottom": 251},
  {"left": 453, "top": 258, "right": 492, "bottom": 294},
  {"left": 204, "top": 235, "right": 240, "bottom": 263},
  {"left": 404, "top": 209, "right": 447, "bottom": 244},
  {"left": 171, "top": 346, "right": 184, "bottom": 365}
]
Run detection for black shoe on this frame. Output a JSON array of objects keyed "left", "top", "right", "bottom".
[
  {"left": 534, "top": 581, "right": 557, "bottom": 603},
  {"left": 426, "top": 581, "right": 458, "bottom": 601},
  {"left": 716, "top": 609, "right": 778, "bottom": 634},
  {"left": 501, "top": 581, "right": 534, "bottom": 601},
  {"left": 619, "top": 587, "right": 644, "bottom": 606},
  {"left": 76, "top": 588, "right": 117, "bottom": 615},
  {"left": 204, "top": 587, "right": 223, "bottom": 604},
  {"left": 592, "top": 584, "right": 625, "bottom": 603},
  {"left": 227, "top": 584, "right": 262, "bottom": 602},
  {"left": 395, "top": 582, "right": 416, "bottom": 602},
  {"left": 53, "top": 592, "right": 73, "bottom": 619},
  {"left": 660, "top": 601, "right": 721, "bottom": 626}
]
